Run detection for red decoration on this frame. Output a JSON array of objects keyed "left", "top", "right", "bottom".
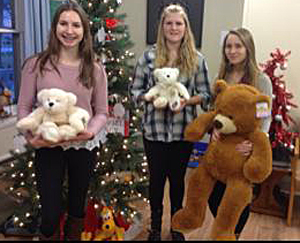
[
  {"left": 260, "top": 48, "right": 299, "bottom": 149},
  {"left": 83, "top": 199, "right": 100, "bottom": 235},
  {"left": 59, "top": 213, "right": 66, "bottom": 240},
  {"left": 82, "top": 199, "right": 131, "bottom": 240},
  {"left": 105, "top": 18, "right": 120, "bottom": 29},
  {"left": 106, "top": 34, "right": 112, "bottom": 41},
  {"left": 114, "top": 212, "right": 131, "bottom": 230}
]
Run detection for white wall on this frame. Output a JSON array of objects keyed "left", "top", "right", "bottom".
[{"left": 243, "top": 0, "right": 300, "bottom": 130}]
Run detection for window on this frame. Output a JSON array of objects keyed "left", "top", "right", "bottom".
[{"left": 0, "top": 0, "right": 23, "bottom": 113}]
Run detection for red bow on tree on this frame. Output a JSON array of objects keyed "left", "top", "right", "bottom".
[{"left": 106, "top": 18, "right": 120, "bottom": 29}]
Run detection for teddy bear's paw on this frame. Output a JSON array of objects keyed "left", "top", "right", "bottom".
[
  {"left": 171, "top": 209, "right": 203, "bottom": 232},
  {"left": 58, "top": 125, "right": 77, "bottom": 140},
  {"left": 243, "top": 163, "right": 268, "bottom": 183},
  {"left": 169, "top": 100, "right": 180, "bottom": 111},
  {"left": 68, "top": 108, "right": 90, "bottom": 132},
  {"left": 16, "top": 118, "right": 39, "bottom": 132},
  {"left": 38, "top": 122, "right": 61, "bottom": 143},
  {"left": 42, "top": 132, "right": 60, "bottom": 143},
  {"left": 68, "top": 121, "right": 84, "bottom": 133},
  {"left": 153, "top": 97, "right": 167, "bottom": 108},
  {"left": 214, "top": 234, "right": 236, "bottom": 241}
]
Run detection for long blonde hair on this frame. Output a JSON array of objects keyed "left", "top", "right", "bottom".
[
  {"left": 218, "top": 28, "right": 260, "bottom": 86},
  {"left": 155, "top": 4, "right": 198, "bottom": 77}
]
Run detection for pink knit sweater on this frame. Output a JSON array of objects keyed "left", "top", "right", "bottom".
[{"left": 17, "top": 57, "right": 108, "bottom": 136}]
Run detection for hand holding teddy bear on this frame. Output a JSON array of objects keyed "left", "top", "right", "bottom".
[{"left": 17, "top": 88, "right": 91, "bottom": 147}]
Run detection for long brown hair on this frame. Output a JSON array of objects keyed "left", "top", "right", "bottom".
[
  {"left": 217, "top": 28, "right": 260, "bottom": 86},
  {"left": 155, "top": 4, "right": 198, "bottom": 77},
  {"left": 30, "top": 0, "right": 95, "bottom": 88}
]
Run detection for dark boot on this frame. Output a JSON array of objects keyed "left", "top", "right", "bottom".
[
  {"left": 64, "top": 215, "right": 84, "bottom": 241},
  {"left": 171, "top": 208, "right": 185, "bottom": 241},
  {"left": 147, "top": 209, "right": 163, "bottom": 241},
  {"left": 148, "top": 229, "right": 161, "bottom": 241},
  {"left": 170, "top": 229, "right": 185, "bottom": 241}
]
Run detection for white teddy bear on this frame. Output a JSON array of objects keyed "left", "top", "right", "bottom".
[
  {"left": 144, "top": 67, "right": 190, "bottom": 111},
  {"left": 16, "top": 88, "right": 90, "bottom": 143}
]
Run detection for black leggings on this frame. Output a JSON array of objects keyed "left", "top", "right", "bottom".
[
  {"left": 143, "top": 137, "right": 193, "bottom": 216},
  {"left": 35, "top": 146, "right": 97, "bottom": 237},
  {"left": 208, "top": 180, "right": 250, "bottom": 235}
]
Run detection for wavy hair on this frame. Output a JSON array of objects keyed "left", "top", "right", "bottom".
[
  {"left": 29, "top": 0, "right": 95, "bottom": 88},
  {"left": 155, "top": 4, "right": 198, "bottom": 77},
  {"left": 217, "top": 28, "right": 260, "bottom": 86}
]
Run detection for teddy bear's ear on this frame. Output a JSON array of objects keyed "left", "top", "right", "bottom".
[
  {"left": 173, "top": 68, "right": 180, "bottom": 77},
  {"left": 67, "top": 92, "right": 77, "bottom": 106},
  {"left": 153, "top": 68, "right": 160, "bottom": 78},
  {"left": 37, "top": 89, "right": 48, "bottom": 103},
  {"left": 214, "top": 79, "right": 228, "bottom": 96}
]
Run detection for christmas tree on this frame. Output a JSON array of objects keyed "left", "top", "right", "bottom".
[
  {"left": 260, "top": 48, "right": 298, "bottom": 158},
  {"left": 0, "top": 0, "right": 149, "bottom": 238}
]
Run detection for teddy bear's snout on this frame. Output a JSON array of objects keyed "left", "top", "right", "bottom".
[
  {"left": 48, "top": 102, "right": 54, "bottom": 107},
  {"left": 213, "top": 119, "right": 223, "bottom": 130}
]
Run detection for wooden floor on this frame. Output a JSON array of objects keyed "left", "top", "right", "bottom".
[{"left": 1, "top": 167, "right": 300, "bottom": 240}]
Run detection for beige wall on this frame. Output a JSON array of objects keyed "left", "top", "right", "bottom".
[
  {"left": 243, "top": 0, "right": 300, "bottom": 131},
  {"left": 201, "top": 0, "right": 245, "bottom": 80}
]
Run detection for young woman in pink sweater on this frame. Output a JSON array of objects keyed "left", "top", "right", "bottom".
[{"left": 17, "top": 0, "right": 108, "bottom": 240}]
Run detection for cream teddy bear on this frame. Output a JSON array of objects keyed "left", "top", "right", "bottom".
[
  {"left": 144, "top": 67, "right": 190, "bottom": 111},
  {"left": 17, "top": 88, "right": 90, "bottom": 143}
]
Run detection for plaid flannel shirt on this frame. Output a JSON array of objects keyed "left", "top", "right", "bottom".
[{"left": 129, "top": 46, "right": 211, "bottom": 142}]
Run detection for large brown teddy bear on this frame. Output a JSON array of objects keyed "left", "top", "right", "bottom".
[{"left": 171, "top": 80, "right": 273, "bottom": 240}]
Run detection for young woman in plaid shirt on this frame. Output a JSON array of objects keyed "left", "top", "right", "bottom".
[{"left": 130, "top": 4, "right": 211, "bottom": 241}]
